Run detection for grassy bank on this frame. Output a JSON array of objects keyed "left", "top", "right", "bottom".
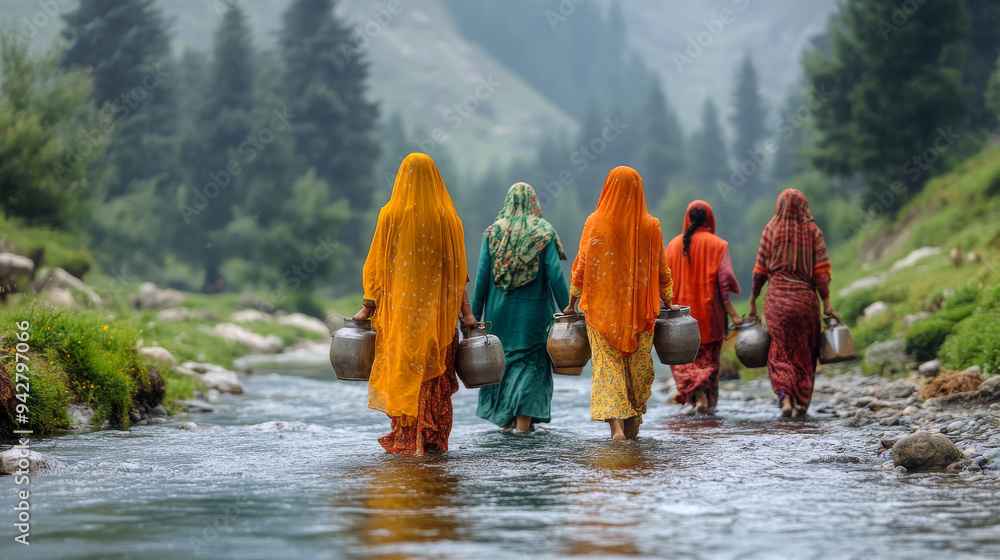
[
  {"left": 0, "top": 308, "right": 172, "bottom": 437},
  {"left": 827, "top": 143, "right": 1000, "bottom": 375}
]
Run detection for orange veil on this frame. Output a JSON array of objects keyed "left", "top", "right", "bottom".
[
  {"left": 363, "top": 153, "right": 467, "bottom": 423},
  {"left": 571, "top": 167, "right": 664, "bottom": 354}
]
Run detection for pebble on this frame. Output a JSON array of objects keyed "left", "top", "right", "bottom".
[
  {"left": 177, "top": 422, "right": 198, "bottom": 431},
  {"left": 946, "top": 421, "right": 967, "bottom": 433},
  {"left": 149, "top": 417, "right": 167, "bottom": 424}
]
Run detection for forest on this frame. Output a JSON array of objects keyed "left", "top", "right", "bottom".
[{"left": 2, "top": 0, "right": 1000, "bottom": 314}]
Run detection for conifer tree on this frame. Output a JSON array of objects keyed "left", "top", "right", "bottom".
[
  {"left": 691, "top": 98, "right": 729, "bottom": 193},
  {"left": 637, "top": 76, "right": 685, "bottom": 205},
  {"left": 730, "top": 54, "right": 768, "bottom": 202}
]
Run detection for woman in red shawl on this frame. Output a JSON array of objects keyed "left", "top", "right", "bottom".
[
  {"left": 748, "top": 189, "right": 839, "bottom": 418},
  {"left": 665, "top": 201, "right": 742, "bottom": 414}
]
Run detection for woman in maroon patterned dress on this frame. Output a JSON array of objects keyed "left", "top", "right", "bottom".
[{"left": 747, "top": 189, "right": 839, "bottom": 418}]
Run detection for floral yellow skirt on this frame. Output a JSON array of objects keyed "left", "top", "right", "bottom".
[{"left": 587, "top": 326, "right": 655, "bottom": 423}]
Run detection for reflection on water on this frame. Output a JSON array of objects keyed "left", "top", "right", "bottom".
[{"left": 347, "top": 457, "right": 463, "bottom": 557}]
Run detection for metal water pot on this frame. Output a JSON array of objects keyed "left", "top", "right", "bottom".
[
  {"left": 455, "top": 323, "right": 505, "bottom": 389},
  {"left": 819, "top": 317, "right": 858, "bottom": 364},
  {"left": 732, "top": 317, "right": 770, "bottom": 369},
  {"left": 329, "top": 318, "right": 376, "bottom": 381},
  {"left": 546, "top": 313, "right": 591, "bottom": 375},
  {"left": 653, "top": 306, "right": 701, "bottom": 365}
]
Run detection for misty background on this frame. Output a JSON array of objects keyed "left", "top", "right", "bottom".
[{"left": 2, "top": 0, "right": 998, "bottom": 316}]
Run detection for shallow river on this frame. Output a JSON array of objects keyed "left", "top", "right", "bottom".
[{"left": 4, "top": 359, "right": 1000, "bottom": 560}]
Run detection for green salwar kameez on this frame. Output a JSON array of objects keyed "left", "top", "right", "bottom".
[{"left": 471, "top": 238, "right": 570, "bottom": 426}]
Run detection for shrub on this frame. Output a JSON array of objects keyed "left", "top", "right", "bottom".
[
  {"left": 0, "top": 308, "right": 165, "bottom": 436},
  {"left": 940, "top": 309, "right": 1000, "bottom": 375},
  {"left": 935, "top": 304, "right": 976, "bottom": 324},
  {"left": 853, "top": 313, "right": 895, "bottom": 350},
  {"left": 904, "top": 319, "right": 954, "bottom": 362}
]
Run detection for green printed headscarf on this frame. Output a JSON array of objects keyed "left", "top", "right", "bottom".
[{"left": 485, "top": 183, "right": 566, "bottom": 293}]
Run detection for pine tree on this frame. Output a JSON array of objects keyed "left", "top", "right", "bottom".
[
  {"left": 177, "top": 3, "right": 257, "bottom": 291},
  {"left": 804, "top": 0, "right": 967, "bottom": 197},
  {"left": 730, "top": 54, "right": 768, "bottom": 202},
  {"left": 691, "top": 98, "right": 729, "bottom": 193},
  {"left": 637, "top": 76, "right": 685, "bottom": 205},
  {"left": 280, "top": 0, "right": 381, "bottom": 212},
  {"left": 962, "top": 0, "right": 1000, "bottom": 131},
  {"left": 61, "top": 0, "right": 176, "bottom": 197}
]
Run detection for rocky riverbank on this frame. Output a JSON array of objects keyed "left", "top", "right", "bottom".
[{"left": 712, "top": 364, "right": 1000, "bottom": 483}]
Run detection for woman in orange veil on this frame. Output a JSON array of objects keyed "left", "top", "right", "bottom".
[
  {"left": 353, "top": 153, "right": 477, "bottom": 455},
  {"left": 665, "top": 201, "right": 742, "bottom": 414},
  {"left": 562, "top": 166, "right": 676, "bottom": 441}
]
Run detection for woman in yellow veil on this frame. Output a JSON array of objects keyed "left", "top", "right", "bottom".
[{"left": 353, "top": 153, "right": 477, "bottom": 455}]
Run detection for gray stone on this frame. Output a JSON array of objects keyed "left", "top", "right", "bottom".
[
  {"left": 892, "top": 432, "right": 963, "bottom": 470},
  {"left": 863, "top": 301, "right": 889, "bottom": 318},
  {"left": 176, "top": 399, "right": 218, "bottom": 413},
  {"left": 904, "top": 312, "right": 932, "bottom": 328},
  {"left": 0, "top": 252, "right": 34, "bottom": 283},
  {"left": 864, "top": 340, "right": 908, "bottom": 375},
  {"left": 176, "top": 362, "right": 244, "bottom": 394},
  {"left": 919, "top": 360, "right": 942, "bottom": 377},
  {"left": 140, "top": 346, "right": 178, "bottom": 368},
  {"left": 33, "top": 267, "right": 101, "bottom": 306},
  {"left": 130, "top": 282, "right": 184, "bottom": 309},
  {"left": 984, "top": 448, "right": 1000, "bottom": 461},
  {"left": 946, "top": 421, "right": 967, "bottom": 433},
  {"left": 152, "top": 405, "right": 168, "bottom": 417},
  {"left": 0, "top": 449, "right": 61, "bottom": 474},
  {"left": 178, "top": 422, "right": 199, "bottom": 430},
  {"left": 202, "top": 323, "right": 283, "bottom": 354}
]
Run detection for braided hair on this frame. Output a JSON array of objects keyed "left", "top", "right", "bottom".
[{"left": 682, "top": 206, "right": 708, "bottom": 260}]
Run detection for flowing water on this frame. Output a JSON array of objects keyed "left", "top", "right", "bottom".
[{"left": 3, "top": 356, "right": 1000, "bottom": 560}]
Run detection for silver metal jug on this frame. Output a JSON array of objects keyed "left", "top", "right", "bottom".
[
  {"left": 819, "top": 317, "right": 858, "bottom": 364},
  {"left": 329, "top": 318, "right": 376, "bottom": 381},
  {"left": 653, "top": 306, "right": 701, "bottom": 365},
  {"left": 546, "top": 313, "right": 591, "bottom": 375},
  {"left": 455, "top": 323, "right": 505, "bottom": 389},
  {"left": 732, "top": 317, "right": 770, "bottom": 369}
]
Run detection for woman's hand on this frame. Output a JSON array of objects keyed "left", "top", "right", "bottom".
[
  {"left": 747, "top": 297, "right": 758, "bottom": 319},
  {"left": 353, "top": 307, "right": 372, "bottom": 321},
  {"left": 731, "top": 315, "right": 745, "bottom": 326},
  {"left": 562, "top": 294, "right": 580, "bottom": 316},
  {"left": 662, "top": 299, "right": 680, "bottom": 312},
  {"left": 823, "top": 300, "right": 841, "bottom": 322},
  {"left": 461, "top": 313, "right": 479, "bottom": 331}
]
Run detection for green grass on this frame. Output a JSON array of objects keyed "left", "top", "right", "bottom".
[
  {"left": 0, "top": 214, "right": 95, "bottom": 278},
  {"left": 826, "top": 143, "right": 1000, "bottom": 374},
  {"left": 0, "top": 307, "right": 161, "bottom": 436}
]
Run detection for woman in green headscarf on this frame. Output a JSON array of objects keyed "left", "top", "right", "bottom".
[{"left": 471, "top": 183, "right": 570, "bottom": 433}]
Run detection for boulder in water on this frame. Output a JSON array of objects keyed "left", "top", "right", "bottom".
[
  {"left": 0, "top": 449, "right": 61, "bottom": 474},
  {"left": 176, "top": 362, "right": 244, "bottom": 394},
  {"left": 892, "top": 432, "right": 962, "bottom": 470}
]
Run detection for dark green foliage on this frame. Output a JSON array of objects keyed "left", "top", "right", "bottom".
[
  {"left": 61, "top": 0, "right": 178, "bottom": 198},
  {"left": 691, "top": 98, "right": 729, "bottom": 192},
  {"left": 280, "top": 0, "right": 380, "bottom": 213},
  {"left": 804, "top": 0, "right": 967, "bottom": 198},
  {"left": 730, "top": 54, "right": 768, "bottom": 202},
  {"left": 904, "top": 319, "right": 954, "bottom": 362},
  {"left": 961, "top": 0, "right": 1000, "bottom": 131},
  {"left": 637, "top": 76, "right": 686, "bottom": 206},
  {"left": 941, "top": 309, "right": 1000, "bottom": 374},
  {"left": 987, "top": 54, "right": 1000, "bottom": 125},
  {"left": 0, "top": 33, "right": 112, "bottom": 228}
]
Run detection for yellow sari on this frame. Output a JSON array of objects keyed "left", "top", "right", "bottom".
[{"left": 363, "top": 153, "right": 467, "bottom": 425}]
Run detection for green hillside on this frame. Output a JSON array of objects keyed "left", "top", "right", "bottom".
[{"left": 827, "top": 141, "right": 1000, "bottom": 374}]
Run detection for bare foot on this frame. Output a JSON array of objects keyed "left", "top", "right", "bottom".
[
  {"left": 515, "top": 415, "right": 532, "bottom": 434},
  {"left": 609, "top": 418, "right": 626, "bottom": 441},
  {"left": 623, "top": 416, "right": 640, "bottom": 440},
  {"left": 695, "top": 390, "right": 710, "bottom": 414},
  {"left": 780, "top": 395, "right": 793, "bottom": 418},
  {"left": 792, "top": 407, "right": 807, "bottom": 418}
]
